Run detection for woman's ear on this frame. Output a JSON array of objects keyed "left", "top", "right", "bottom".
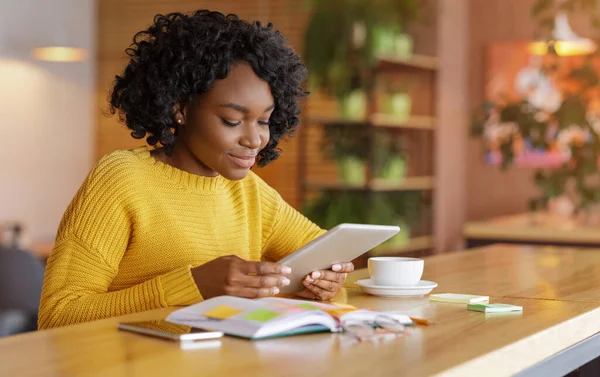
[{"left": 172, "top": 103, "right": 187, "bottom": 125}]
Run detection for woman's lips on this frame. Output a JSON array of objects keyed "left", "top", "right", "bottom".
[{"left": 228, "top": 154, "right": 256, "bottom": 168}]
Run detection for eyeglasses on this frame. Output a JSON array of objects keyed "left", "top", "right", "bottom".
[{"left": 341, "top": 314, "right": 408, "bottom": 342}]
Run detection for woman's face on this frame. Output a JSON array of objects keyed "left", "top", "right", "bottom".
[{"left": 176, "top": 62, "right": 273, "bottom": 181}]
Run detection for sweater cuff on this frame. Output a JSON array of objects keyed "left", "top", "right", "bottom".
[{"left": 159, "top": 265, "right": 203, "bottom": 306}]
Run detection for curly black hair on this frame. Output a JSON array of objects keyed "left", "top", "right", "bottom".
[{"left": 109, "top": 10, "right": 308, "bottom": 167}]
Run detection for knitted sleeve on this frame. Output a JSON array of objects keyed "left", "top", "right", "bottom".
[
  {"left": 38, "top": 154, "right": 202, "bottom": 329},
  {"left": 258, "top": 180, "right": 326, "bottom": 262}
]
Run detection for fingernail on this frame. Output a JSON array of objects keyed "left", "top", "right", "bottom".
[
  {"left": 281, "top": 278, "right": 290, "bottom": 286},
  {"left": 305, "top": 276, "right": 314, "bottom": 283},
  {"left": 332, "top": 264, "right": 342, "bottom": 271},
  {"left": 311, "top": 271, "right": 321, "bottom": 279},
  {"left": 273, "top": 287, "right": 280, "bottom": 295},
  {"left": 282, "top": 266, "right": 292, "bottom": 274}
]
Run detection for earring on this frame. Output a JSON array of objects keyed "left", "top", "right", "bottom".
[{"left": 177, "top": 118, "right": 182, "bottom": 124}]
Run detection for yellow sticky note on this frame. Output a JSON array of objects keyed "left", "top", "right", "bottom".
[
  {"left": 204, "top": 305, "right": 243, "bottom": 320},
  {"left": 324, "top": 308, "right": 356, "bottom": 319}
]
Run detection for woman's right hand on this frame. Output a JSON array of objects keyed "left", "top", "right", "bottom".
[{"left": 191, "top": 255, "right": 292, "bottom": 299}]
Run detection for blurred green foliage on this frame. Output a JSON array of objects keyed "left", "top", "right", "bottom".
[{"left": 301, "top": 0, "right": 420, "bottom": 99}]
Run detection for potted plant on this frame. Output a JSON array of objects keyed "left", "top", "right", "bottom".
[
  {"left": 303, "top": 191, "right": 370, "bottom": 229},
  {"left": 372, "top": 131, "right": 407, "bottom": 182},
  {"left": 375, "top": 191, "right": 422, "bottom": 247},
  {"left": 381, "top": 92, "right": 412, "bottom": 123},
  {"left": 338, "top": 89, "right": 367, "bottom": 121},
  {"left": 471, "top": 0, "right": 600, "bottom": 217},
  {"left": 301, "top": 0, "right": 421, "bottom": 114},
  {"left": 372, "top": 24, "right": 414, "bottom": 59},
  {"left": 320, "top": 123, "right": 369, "bottom": 185},
  {"left": 320, "top": 126, "right": 407, "bottom": 185},
  {"left": 471, "top": 65, "right": 600, "bottom": 213}
]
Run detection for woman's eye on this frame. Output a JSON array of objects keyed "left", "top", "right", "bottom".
[
  {"left": 258, "top": 120, "right": 270, "bottom": 126},
  {"left": 220, "top": 118, "right": 241, "bottom": 127}
]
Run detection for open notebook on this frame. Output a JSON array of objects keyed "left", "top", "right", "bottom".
[{"left": 166, "top": 296, "right": 414, "bottom": 340}]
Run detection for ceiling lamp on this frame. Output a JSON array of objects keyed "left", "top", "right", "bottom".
[
  {"left": 31, "top": 46, "right": 87, "bottom": 62},
  {"left": 528, "top": 11, "right": 597, "bottom": 57}
]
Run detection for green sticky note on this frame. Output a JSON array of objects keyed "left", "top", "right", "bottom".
[
  {"left": 297, "top": 303, "right": 320, "bottom": 311},
  {"left": 467, "top": 303, "right": 523, "bottom": 313},
  {"left": 243, "top": 309, "right": 280, "bottom": 322}
]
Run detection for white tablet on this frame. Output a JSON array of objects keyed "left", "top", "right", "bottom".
[{"left": 278, "top": 223, "right": 400, "bottom": 293}]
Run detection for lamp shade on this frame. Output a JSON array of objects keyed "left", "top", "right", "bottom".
[
  {"left": 528, "top": 12, "right": 597, "bottom": 57},
  {"left": 31, "top": 46, "right": 87, "bottom": 62}
]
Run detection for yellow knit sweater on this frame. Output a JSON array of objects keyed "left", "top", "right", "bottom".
[{"left": 39, "top": 146, "right": 325, "bottom": 329}]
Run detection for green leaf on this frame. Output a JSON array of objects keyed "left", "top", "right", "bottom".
[
  {"left": 499, "top": 102, "right": 523, "bottom": 122},
  {"left": 555, "top": 96, "right": 588, "bottom": 128}
]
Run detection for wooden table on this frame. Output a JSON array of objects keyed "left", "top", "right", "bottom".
[
  {"left": 3, "top": 245, "right": 600, "bottom": 377},
  {"left": 464, "top": 212, "right": 600, "bottom": 248},
  {"left": 349, "top": 245, "right": 600, "bottom": 302}
]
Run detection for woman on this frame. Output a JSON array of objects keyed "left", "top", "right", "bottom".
[{"left": 38, "top": 10, "right": 354, "bottom": 330}]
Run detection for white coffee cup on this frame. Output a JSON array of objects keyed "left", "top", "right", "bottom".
[{"left": 368, "top": 257, "right": 424, "bottom": 287}]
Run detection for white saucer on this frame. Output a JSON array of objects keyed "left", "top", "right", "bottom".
[{"left": 355, "top": 279, "right": 438, "bottom": 297}]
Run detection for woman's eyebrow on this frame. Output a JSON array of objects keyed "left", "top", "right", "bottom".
[{"left": 219, "top": 103, "right": 275, "bottom": 113}]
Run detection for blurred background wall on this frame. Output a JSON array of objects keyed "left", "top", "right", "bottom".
[
  {"left": 0, "top": 0, "right": 95, "bottom": 243},
  {"left": 466, "top": 0, "right": 596, "bottom": 221},
  {"left": 467, "top": 0, "right": 540, "bottom": 221}
]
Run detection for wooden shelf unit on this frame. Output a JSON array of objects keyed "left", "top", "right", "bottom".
[
  {"left": 305, "top": 115, "right": 436, "bottom": 130},
  {"left": 376, "top": 54, "right": 438, "bottom": 71},
  {"left": 298, "top": 52, "right": 438, "bottom": 253},
  {"left": 305, "top": 176, "right": 435, "bottom": 192}
]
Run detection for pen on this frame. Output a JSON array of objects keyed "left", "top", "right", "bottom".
[{"left": 410, "top": 317, "right": 432, "bottom": 326}]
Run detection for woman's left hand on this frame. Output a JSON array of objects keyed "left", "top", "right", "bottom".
[{"left": 296, "top": 262, "right": 354, "bottom": 301}]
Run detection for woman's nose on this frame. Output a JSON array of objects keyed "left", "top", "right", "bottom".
[{"left": 239, "top": 123, "right": 263, "bottom": 149}]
